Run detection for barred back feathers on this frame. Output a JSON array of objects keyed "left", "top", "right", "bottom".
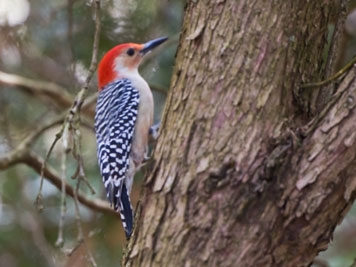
[{"left": 95, "top": 79, "right": 139, "bottom": 237}]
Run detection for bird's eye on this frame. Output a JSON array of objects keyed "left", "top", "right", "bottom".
[{"left": 127, "top": 48, "right": 135, "bottom": 56}]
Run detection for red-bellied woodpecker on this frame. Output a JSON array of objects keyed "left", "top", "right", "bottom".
[{"left": 95, "top": 37, "right": 167, "bottom": 238}]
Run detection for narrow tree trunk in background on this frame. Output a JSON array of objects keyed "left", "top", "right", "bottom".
[{"left": 123, "top": 1, "right": 356, "bottom": 266}]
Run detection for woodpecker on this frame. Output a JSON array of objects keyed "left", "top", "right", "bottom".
[{"left": 95, "top": 37, "right": 167, "bottom": 238}]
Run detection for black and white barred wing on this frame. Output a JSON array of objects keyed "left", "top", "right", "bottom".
[{"left": 94, "top": 79, "right": 139, "bottom": 210}]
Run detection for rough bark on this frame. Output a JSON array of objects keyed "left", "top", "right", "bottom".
[{"left": 123, "top": 1, "right": 356, "bottom": 266}]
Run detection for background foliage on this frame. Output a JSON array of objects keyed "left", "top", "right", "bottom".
[
  {"left": 1, "top": 0, "right": 356, "bottom": 266},
  {"left": 0, "top": 0, "right": 182, "bottom": 266}
]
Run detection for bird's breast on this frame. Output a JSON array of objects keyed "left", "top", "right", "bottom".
[{"left": 130, "top": 76, "right": 154, "bottom": 165}]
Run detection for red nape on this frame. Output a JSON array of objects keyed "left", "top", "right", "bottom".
[{"left": 98, "top": 44, "right": 127, "bottom": 90}]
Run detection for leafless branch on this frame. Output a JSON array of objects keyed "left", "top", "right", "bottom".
[
  {"left": 65, "top": 0, "right": 101, "bottom": 123},
  {"left": 0, "top": 147, "right": 117, "bottom": 216},
  {"left": 35, "top": 117, "right": 65, "bottom": 211},
  {"left": 72, "top": 124, "right": 96, "bottom": 194},
  {"left": 0, "top": 114, "right": 64, "bottom": 171},
  {"left": 72, "top": 179, "right": 98, "bottom": 267},
  {"left": 0, "top": 71, "right": 166, "bottom": 120},
  {"left": 0, "top": 0, "right": 115, "bottom": 217},
  {"left": 0, "top": 70, "right": 97, "bottom": 118},
  {"left": 0, "top": 111, "right": 116, "bottom": 217},
  {"left": 25, "top": 151, "right": 118, "bottom": 217},
  {"left": 67, "top": 0, "right": 76, "bottom": 69},
  {"left": 55, "top": 126, "right": 70, "bottom": 248},
  {"left": 34, "top": 0, "right": 101, "bottom": 221},
  {"left": 0, "top": 71, "right": 73, "bottom": 109}
]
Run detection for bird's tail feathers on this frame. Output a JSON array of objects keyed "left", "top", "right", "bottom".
[{"left": 118, "top": 184, "right": 134, "bottom": 239}]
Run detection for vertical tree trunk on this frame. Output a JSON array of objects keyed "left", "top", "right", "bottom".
[{"left": 123, "top": 1, "right": 356, "bottom": 266}]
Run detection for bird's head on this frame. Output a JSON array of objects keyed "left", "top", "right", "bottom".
[{"left": 98, "top": 37, "right": 168, "bottom": 90}]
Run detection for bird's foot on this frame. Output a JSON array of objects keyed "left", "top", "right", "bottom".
[{"left": 149, "top": 122, "right": 161, "bottom": 140}]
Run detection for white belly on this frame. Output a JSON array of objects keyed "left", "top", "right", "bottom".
[{"left": 130, "top": 75, "right": 154, "bottom": 166}]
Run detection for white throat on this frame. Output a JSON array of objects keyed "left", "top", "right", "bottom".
[
  {"left": 114, "top": 58, "right": 140, "bottom": 81},
  {"left": 114, "top": 57, "right": 150, "bottom": 96}
]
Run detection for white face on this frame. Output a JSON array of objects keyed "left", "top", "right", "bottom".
[
  {"left": 113, "top": 47, "right": 150, "bottom": 94},
  {"left": 114, "top": 46, "right": 144, "bottom": 78}
]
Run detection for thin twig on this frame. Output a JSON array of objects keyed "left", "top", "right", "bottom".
[
  {"left": 301, "top": 67, "right": 356, "bottom": 136},
  {"left": 0, "top": 98, "right": 14, "bottom": 148},
  {"left": 37, "top": 0, "right": 100, "bottom": 216},
  {"left": 301, "top": 54, "right": 356, "bottom": 89},
  {"left": 35, "top": 129, "right": 63, "bottom": 211},
  {"left": 72, "top": 179, "right": 98, "bottom": 267},
  {"left": 72, "top": 126, "right": 96, "bottom": 194},
  {"left": 67, "top": 0, "right": 76, "bottom": 73},
  {"left": 51, "top": 0, "right": 101, "bottom": 250},
  {"left": 314, "top": 0, "right": 349, "bottom": 112},
  {"left": 56, "top": 124, "right": 70, "bottom": 248},
  {"left": 0, "top": 0, "right": 116, "bottom": 219},
  {"left": 0, "top": 70, "right": 166, "bottom": 116},
  {"left": 70, "top": 120, "right": 97, "bottom": 265},
  {"left": 82, "top": 91, "right": 99, "bottom": 111},
  {"left": 73, "top": 180, "right": 84, "bottom": 243},
  {"left": 66, "top": 0, "right": 101, "bottom": 125},
  {"left": 63, "top": 4, "right": 101, "bottom": 262},
  {"left": 0, "top": 115, "right": 64, "bottom": 172},
  {"left": 25, "top": 151, "right": 118, "bottom": 216}
]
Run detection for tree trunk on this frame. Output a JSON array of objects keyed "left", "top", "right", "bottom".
[{"left": 123, "top": 1, "right": 356, "bottom": 266}]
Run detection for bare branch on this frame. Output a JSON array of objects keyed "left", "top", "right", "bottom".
[
  {"left": 0, "top": 145, "right": 27, "bottom": 170},
  {"left": 0, "top": 71, "right": 73, "bottom": 109},
  {"left": 24, "top": 151, "right": 118, "bottom": 216},
  {"left": 82, "top": 91, "right": 99, "bottom": 112},
  {"left": 0, "top": 71, "right": 97, "bottom": 118},
  {"left": 0, "top": 115, "right": 64, "bottom": 171},
  {"left": 0, "top": 0, "right": 110, "bottom": 217},
  {"left": 65, "top": 0, "right": 101, "bottom": 121},
  {"left": 72, "top": 180, "right": 98, "bottom": 267},
  {"left": 55, "top": 125, "right": 70, "bottom": 248},
  {"left": 35, "top": 128, "right": 63, "bottom": 211},
  {"left": 0, "top": 70, "right": 166, "bottom": 119},
  {"left": 67, "top": 0, "right": 76, "bottom": 68},
  {"left": 87, "top": 0, "right": 101, "bottom": 84},
  {"left": 0, "top": 148, "right": 117, "bottom": 216}
]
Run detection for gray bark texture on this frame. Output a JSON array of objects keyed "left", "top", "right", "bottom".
[{"left": 123, "top": 1, "right": 356, "bottom": 266}]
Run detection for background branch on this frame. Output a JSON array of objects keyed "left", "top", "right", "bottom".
[
  {"left": 25, "top": 151, "right": 118, "bottom": 217},
  {"left": 0, "top": 145, "right": 117, "bottom": 216},
  {"left": 0, "top": 71, "right": 73, "bottom": 109},
  {"left": 0, "top": 71, "right": 97, "bottom": 118},
  {"left": 0, "top": 0, "right": 180, "bottom": 265}
]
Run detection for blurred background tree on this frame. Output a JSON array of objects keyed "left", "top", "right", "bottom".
[{"left": 1, "top": 0, "right": 356, "bottom": 266}]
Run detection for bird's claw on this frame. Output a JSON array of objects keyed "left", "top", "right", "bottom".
[{"left": 149, "top": 122, "right": 161, "bottom": 140}]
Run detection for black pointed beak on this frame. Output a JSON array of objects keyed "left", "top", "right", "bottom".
[{"left": 140, "top": 37, "right": 168, "bottom": 55}]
